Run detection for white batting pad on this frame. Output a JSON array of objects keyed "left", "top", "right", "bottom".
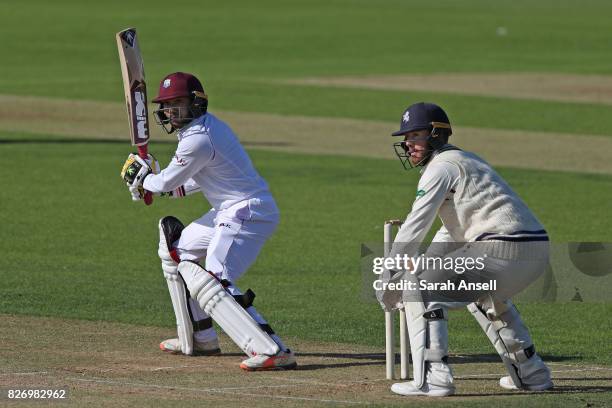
[
  {"left": 159, "top": 217, "right": 193, "bottom": 355},
  {"left": 178, "top": 261, "right": 279, "bottom": 357},
  {"left": 164, "top": 272, "right": 193, "bottom": 355},
  {"left": 404, "top": 300, "right": 428, "bottom": 388},
  {"left": 467, "top": 301, "right": 524, "bottom": 388}
]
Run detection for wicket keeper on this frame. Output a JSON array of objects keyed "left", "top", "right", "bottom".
[{"left": 382, "top": 102, "right": 553, "bottom": 396}]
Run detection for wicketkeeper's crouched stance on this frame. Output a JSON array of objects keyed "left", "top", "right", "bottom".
[
  {"left": 121, "top": 72, "right": 296, "bottom": 371},
  {"left": 379, "top": 102, "right": 552, "bottom": 397}
]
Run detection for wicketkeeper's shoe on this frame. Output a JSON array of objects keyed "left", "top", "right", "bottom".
[
  {"left": 391, "top": 381, "right": 455, "bottom": 397},
  {"left": 239, "top": 349, "right": 297, "bottom": 371},
  {"left": 391, "top": 362, "right": 455, "bottom": 397},
  {"left": 159, "top": 337, "right": 221, "bottom": 356},
  {"left": 499, "top": 354, "right": 553, "bottom": 391}
]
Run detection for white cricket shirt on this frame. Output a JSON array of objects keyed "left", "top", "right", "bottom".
[
  {"left": 393, "top": 145, "right": 546, "bottom": 252},
  {"left": 143, "top": 113, "right": 277, "bottom": 218}
]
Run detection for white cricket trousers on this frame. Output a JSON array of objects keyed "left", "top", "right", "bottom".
[{"left": 173, "top": 198, "right": 280, "bottom": 343}]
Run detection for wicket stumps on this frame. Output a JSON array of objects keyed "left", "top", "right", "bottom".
[{"left": 384, "top": 219, "right": 410, "bottom": 380}]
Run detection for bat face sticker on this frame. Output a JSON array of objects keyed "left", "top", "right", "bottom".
[
  {"left": 122, "top": 30, "right": 136, "bottom": 47},
  {"left": 133, "top": 89, "right": 148, "bottom": 141}
]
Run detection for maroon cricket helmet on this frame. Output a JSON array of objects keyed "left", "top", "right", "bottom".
[{"left": 152, "top": 72, "right": 205, "bottom": 103}]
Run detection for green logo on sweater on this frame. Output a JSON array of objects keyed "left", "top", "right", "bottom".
[{"left": 416, "top": 189, "right": 427, "bottom": 198}]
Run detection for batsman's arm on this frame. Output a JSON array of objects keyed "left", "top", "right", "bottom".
[
  {"left": 164, "top": 178, "right": 201, "bottom": 198},
  {"left": 144, "top": 136, "right": 213, "bottom": 193}
]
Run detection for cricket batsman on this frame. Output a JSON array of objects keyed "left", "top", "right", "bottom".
[
  {"left": 381, "top": 102, "right": 553, "bottom": 396},
  {"left": 120, "top": 72, "right": 296, "bottom": 371}
]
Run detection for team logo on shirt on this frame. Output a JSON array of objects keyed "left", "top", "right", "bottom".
[
  {"left": 174, "top": 155, "right": 186, "bottom": 166},
  {"left": 416, "top": 189, "right": 427, "bottom": 198},
  {"left": 403, "top": 111, "right": 410, "bottom": 123}
]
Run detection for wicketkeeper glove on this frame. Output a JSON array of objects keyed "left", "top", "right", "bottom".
[
  {"left": 120, "top": 153, "right": 160, "bottom": 201},
  {"left": 376, "top": 269, "right": 408, "bottom": 312}
]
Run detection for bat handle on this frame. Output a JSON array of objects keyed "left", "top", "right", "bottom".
[{"left": 137, "top": 145, "right": 153, "bottom": 206}]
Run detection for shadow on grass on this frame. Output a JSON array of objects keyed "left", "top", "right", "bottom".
[
  {"left": 292, "top": 352, "right": 584, "bottom": 371},
  {"left": 0, "top": 138, "right": 173, "bottom": 144},
  {"left": 0, "top": 138, "right": 292, "bottom": 147},
  {"left": 459, "top": 385, "right": 612, "bottom": 397},
  {"left": 449, "top": 353, "right": 582, "bottom": 364}
]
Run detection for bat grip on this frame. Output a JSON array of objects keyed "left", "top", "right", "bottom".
[{"left": 137, "top": 145, "right": 153, "bottom": 206}]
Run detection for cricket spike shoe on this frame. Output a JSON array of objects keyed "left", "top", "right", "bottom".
[
  {"left": 159, "top": 337, "right": 221, "bottom": 356},
  {"left": 391, "top": 362, "right": 455, "bottom": 397},
  {"left": 391, "top": 381, "right": 455, "bottom": 397},
  {"left": 239, "top": 349, "right": 297, "bottom": 371}
]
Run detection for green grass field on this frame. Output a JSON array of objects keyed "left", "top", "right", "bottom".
[{"left": 1, "top": 1, "right": 611, "bottom": 406}]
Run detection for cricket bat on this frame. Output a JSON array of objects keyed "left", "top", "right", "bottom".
[{"left": 116, "top": 28, "right": 153, "bottom": 205}]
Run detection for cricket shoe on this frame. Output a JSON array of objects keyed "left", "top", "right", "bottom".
[
  {"left": 499, "top": 354, "right": 553, "bottom": 391},
  {"left": 240, "top": 349, "right": 297, "bottom": 371},
  {"left": 159, "top": 337, "right": 221, "bottom": 356},
  {"left": 391, "top": 362, "right": 455, "bottom": 397}
]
